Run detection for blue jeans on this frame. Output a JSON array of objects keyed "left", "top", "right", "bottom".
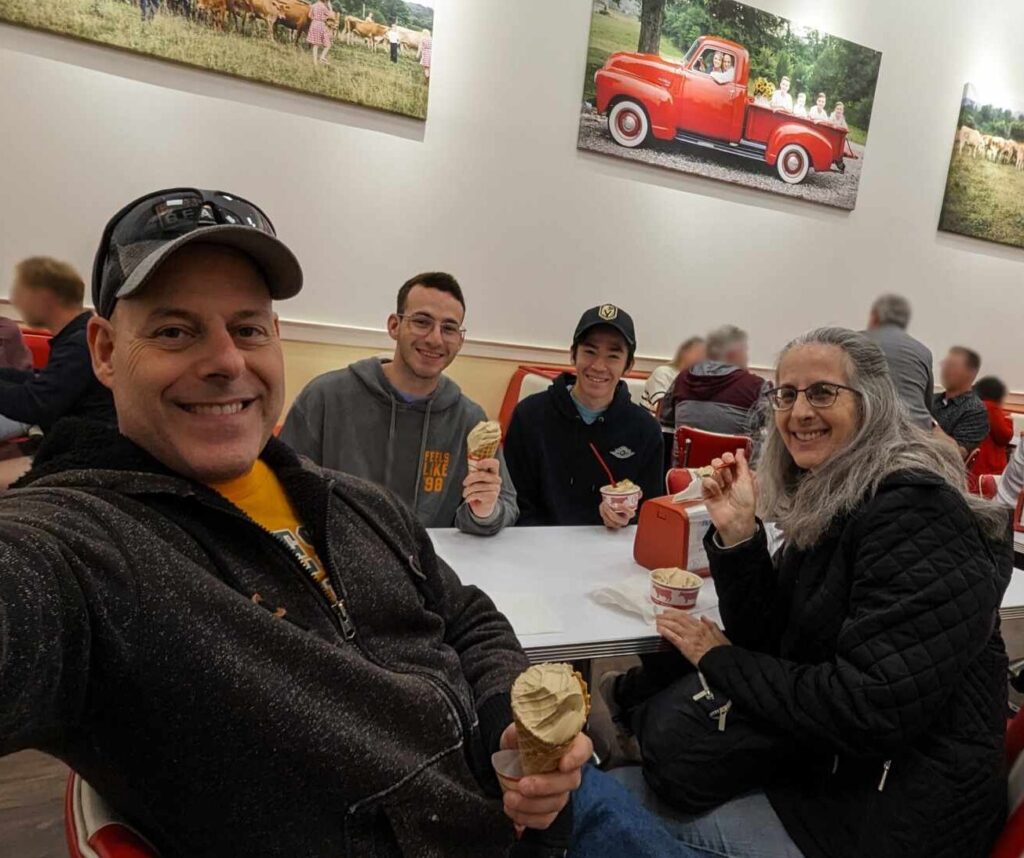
[
  {"left": 608, "top": 766, "right": 805, "bottom": 858},
  {"left": 569, "top": 766, "right": 705, "bottom": 857}
]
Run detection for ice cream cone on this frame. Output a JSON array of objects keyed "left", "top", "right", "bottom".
[
  {"left": 468, "top": 439, "right": 500, "bottom": 462},
  {"left": 511, "top": 665, "right": 591, "bottom": 775},
  {"left": 467, "top": 420, "right": 502, "bottom": 463}
]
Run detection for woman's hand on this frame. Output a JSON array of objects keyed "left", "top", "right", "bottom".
[
  {"left": 701, "top": 448, "right": 758, "bottom": 546},
  {"left": 656, "top": 611, "right": 731, "bottom": 667}
]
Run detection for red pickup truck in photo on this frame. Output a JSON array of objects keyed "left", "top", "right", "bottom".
[{"left": 594, "top": 35, "right": 854, "bottom": 185}]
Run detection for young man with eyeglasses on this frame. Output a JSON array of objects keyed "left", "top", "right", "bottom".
[{"left": 281, "top": 272, "right": 518, "bottom": 535}]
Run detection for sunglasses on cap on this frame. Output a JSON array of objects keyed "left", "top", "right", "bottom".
[{"left": 92, "top": 187, "right": 300, "bottom": 318}]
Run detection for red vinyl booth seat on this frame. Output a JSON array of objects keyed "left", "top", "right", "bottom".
[
  {"left": 990, "top": 708, "right": 1024, "bottom": 857},
  {"left": 675, "top": 425, "right": 752, "bottom": 469},
  {"left": 497, "top": 364, "right": 650, "bottom": 437},
  {"left": 20, "top": 327, "right": 52, "bottom": 369},
  {"left": 65, "top": 773, "right": 159, "bottom": 858}
]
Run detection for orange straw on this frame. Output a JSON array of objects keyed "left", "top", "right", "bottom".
[{"left": 589, "top": 443, "right": 616, "bottom": 485}]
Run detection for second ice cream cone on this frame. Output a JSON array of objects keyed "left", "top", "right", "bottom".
[{"left": 511, "top": 664, "right": 591, "bottom": 776}]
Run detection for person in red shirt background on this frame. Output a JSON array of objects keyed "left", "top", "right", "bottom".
[{"left": 971, "top": 375, "right": 1015, "bottom": 479}]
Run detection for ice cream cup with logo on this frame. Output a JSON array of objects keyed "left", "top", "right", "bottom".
[
  {"left": 650, "top": 567, "right": 704, "bottom": 609},
  {"left": 600, "top": 478, "right": 642, "bottom": 512}
]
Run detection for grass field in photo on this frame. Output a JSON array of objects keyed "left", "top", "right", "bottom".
[
  {"left": 940, "top": 150, "right": 1024, "bottom": 250},
  {"left": 0, "top": 0, "right": 430, "bottom": 118}
]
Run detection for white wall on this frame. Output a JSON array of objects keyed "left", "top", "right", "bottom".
[{"left": 1, "top": 0, "right": 1023, "bottom": 387}]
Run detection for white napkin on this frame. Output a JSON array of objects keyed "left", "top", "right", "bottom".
[
  {"left": 590, "top": 571, "right": 719, "bottom": 625},
  {"left": 671, "top": 468, "right": 708, "bottom": 503}
]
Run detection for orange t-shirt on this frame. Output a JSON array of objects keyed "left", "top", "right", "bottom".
[{"left": 210, "top": 460, "right": 336, "bottom": 603}]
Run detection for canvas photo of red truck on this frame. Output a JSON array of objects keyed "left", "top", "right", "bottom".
[{"left": 579, "top": 0, "right": 883, "bottom": 210}]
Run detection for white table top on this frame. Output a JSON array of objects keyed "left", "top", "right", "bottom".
[{"left": 429, "top": 526, "right": 1024, "bottom": 659}]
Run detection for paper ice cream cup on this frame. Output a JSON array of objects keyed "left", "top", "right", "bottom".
[
  {"left": 600, "top": 485, "right": 642, "bottom": 511},
  {"left": 649, "top": 569, "right": 703, "bottom": 609}
]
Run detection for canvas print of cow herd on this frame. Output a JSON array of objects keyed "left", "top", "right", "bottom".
[
  {"left": 0, "top": 0, "right": 434, "bottom": 119},
  {"left": 940, "top": 83, "right": 1024, "bottom": 251}
]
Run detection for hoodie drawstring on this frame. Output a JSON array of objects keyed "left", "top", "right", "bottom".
[
  {"left": 383, "top": 395, "right": 398, "bottom": 493},
  {"left": 412, "top": 399, "right": 433, "bottom": 509}
]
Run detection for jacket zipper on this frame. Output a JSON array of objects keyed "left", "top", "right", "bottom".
[
  {"left": 202, "top": 499, "right": 355, "bottom": 640},
  {"left": 317, "top": 481, "right": 474, "bottom": 741},
  {"left": 877, "top": 759, "right": 892, "bottom": 792}
]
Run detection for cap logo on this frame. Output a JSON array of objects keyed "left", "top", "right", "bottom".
[{"left": 598, "top": 304, "right": 618, "bottom": 321}]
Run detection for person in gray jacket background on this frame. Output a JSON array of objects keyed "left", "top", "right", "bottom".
[
  {"left": 281, "top": 272, "right": 518, "bottom": 536},
  {"left": 863, "top": 294, "right": 935, "bottom": 430}
]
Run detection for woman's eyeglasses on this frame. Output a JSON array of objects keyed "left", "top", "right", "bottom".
[
  {"left": 765, "top": 382, "right": 861, "bottom": 411},
  {"left": 398, "top": 313, "right": 466, "bottom": 342}
]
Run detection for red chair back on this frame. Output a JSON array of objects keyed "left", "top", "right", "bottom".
[
  {"left": 20, "top": 327, "right": 52, "bottom": 369},
  {"left": 675, "top": 425, "right": 752, "bottom": 468},
  {"left": 665, "top": 468, "right": 695, "bottom": 495},
  {"left": 975, "top": 474, "right": 999, "bottom": 501}
]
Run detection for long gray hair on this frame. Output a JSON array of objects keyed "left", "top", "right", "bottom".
[{"left": 757, "top": 327, "right": 1006, "bottom": 550}]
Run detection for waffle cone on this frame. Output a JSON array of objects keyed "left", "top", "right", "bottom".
[
  {"left": 467, "top": 439, "right": 500, "bottom": 461},
  {"left": 513, "top": 671, "right": 592, "bottom": 775}
]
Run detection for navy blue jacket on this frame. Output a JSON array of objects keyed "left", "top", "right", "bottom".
[
  {"left": 504, "top": 373, "right": 664, "bottom": 526},
  {"left": 0, "top": 312, "right": 115, "bottom": 431}
]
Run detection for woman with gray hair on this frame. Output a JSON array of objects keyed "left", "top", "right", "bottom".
[{"left": 610, "top": 327, "right": 1011, "bottom": 858}]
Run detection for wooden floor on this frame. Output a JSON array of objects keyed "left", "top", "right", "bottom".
[
  {"left": 0, "top": 750, "right": 68, "bottom": 857},
  {"left": 4, "top": 624, "right": 1024, "bottom": 856}
]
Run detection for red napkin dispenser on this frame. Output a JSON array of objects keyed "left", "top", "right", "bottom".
[{"left": 633, "top": 496, "right": 713, "bottom": 576}]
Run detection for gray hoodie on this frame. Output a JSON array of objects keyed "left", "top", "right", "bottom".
[{"left": 280, "top": 357, "right": 518, "bottom": 535}]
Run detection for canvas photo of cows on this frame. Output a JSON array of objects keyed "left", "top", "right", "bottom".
[
  {"left": 0, "top": 0, "right": 434, "bottom": 119},
  {"left": 578, "top": 0, "right": 882, "bottom": 210},
  {"left": 940, "top": 83, "right": 1024, "bottom": 251}
]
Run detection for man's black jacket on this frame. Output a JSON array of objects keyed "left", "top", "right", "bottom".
[{"left": 0, "top": 420, "right": 529, "bottom": 857}]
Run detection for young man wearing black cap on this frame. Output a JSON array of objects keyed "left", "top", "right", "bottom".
[
  {"left": 504, "top": 304, "right": 664, "bottom": 528},
  {"left": 0, "top": 189, "right": 606, "bottom": 857}
]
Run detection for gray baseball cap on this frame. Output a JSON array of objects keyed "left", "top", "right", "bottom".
[{"left": 92, "top": 188, "right": 303, "bottom": 318}]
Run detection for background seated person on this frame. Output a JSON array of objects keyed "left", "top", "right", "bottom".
[
  {"left": 971, "top": 375, "right": 1014, "bottom": 479},
  {"left": 605, "top": 328, "right": 1011, "bottom": 858},
  {"left": 710, "top": 52, "right": 735, "bottom": 83},
  {"left": 808, "top": 92, "right": 828, "bottom": 120},
  {"left": 0, "top": 257, "right": 116, "bottom": 487},
  {"left": 793, "top": 92, "right": 808, "bottom": 117},
  {"left": 0, "top": 314, "right": 31, "bottom": 372},
  {"left": 770, "top": 76, "right": 793, "bottom": 111},
  {"left": 934, "top": 345, "right": 988, "bottom": 459},
  {"left": 997, "top": 436, "right": 1024, "bottom": 512},
  {"left": 672, "top": 324, "right": 767, "bottom": 441},
  {"left": 281, "top": 272, "right": 517, "bottom": 536},
  {"left": 504, "top": 305, "right": 663, "bottom": 529},
  {"left": 642, "top": 335, "right": 705, "bottom": 416}
]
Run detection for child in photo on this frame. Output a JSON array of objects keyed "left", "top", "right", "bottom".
[{"left": 808, "top": 92, "right": 828, "bottom": 120}]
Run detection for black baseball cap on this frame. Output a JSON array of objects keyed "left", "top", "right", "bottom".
[
  {"left": 572, "top": 304, "right": 637, "bottom": 353},
  {"left": 92, "top": 188, "right": 303, "bottom": 319}
]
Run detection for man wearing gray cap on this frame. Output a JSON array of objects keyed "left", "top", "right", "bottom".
[{"left": 0, "top": 189, "right": 605, "bottom": 857}]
